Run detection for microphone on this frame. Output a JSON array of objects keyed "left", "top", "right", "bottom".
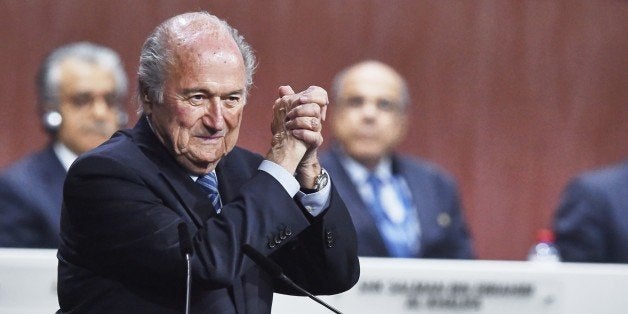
[
  {"left": 242, "top": 244, "right": 343, "bottom": 314},
  {"left": 178, "top": 223, "right": 194, "bottom": 314}
]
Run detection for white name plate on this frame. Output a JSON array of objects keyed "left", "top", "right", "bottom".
[
  {"left": 273, "top": 257, "right": 628, "bottom": 314},
  {"left": 2, "top": 249, "right": 627, "bottom": 314}
]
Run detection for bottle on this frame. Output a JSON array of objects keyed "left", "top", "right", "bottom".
[{"left": 527, "top": 229, "right": 561, "bottom": 262}]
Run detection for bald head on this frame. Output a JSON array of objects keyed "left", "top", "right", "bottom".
[{"left": 332, "top": 60, "right": 409, "bottom": 110}]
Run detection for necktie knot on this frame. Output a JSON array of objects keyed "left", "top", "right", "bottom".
[{"left": 196, "top": 172, "right": 222, "bottom": 214}]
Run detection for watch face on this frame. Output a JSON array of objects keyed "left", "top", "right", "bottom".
[{"left": 315, "top": 170, "right": 329, "bottom": 191}]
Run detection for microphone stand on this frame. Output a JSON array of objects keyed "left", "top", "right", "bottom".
[
  {"left": 184, "top": 252, "right": 192, "bottom": 314},
  {"left": 277, "top": 273, "right": 342, "bottom": 314},
  {"left": 242, "top": 244, "right": 343, "bottom": 314},
  {"left": 178, "top": 223, "right": 194, "bottom": 314}
]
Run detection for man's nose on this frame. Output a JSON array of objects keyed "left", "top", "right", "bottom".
[
  {"left": 202, "top": 98, "right": 225, "bottom": 130},
  {"left": 91, "top": 97, "right": 112, "bottom": 118},
  {"left": 361, "top": 100, "right": 379, "bottom": 118}
]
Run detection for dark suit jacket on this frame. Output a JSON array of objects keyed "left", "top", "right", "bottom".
[
  {"left": 553, "top": 161, "right": 628, "bottom": 263},
  {"left": 57, "top": 118, "right": 360, "bottom": 313},
  {"left": 320, "top": 147, "right": 474, "bottom": 259},
  {"left": 0, "top": 145, "right": 66, "bottom": 248}
]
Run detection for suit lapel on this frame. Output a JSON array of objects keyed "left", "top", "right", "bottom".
[{"left": 214, "top": 147, "right": 255, "bottom": 204}]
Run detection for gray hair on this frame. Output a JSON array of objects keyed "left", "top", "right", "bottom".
[
  {"left": 137, "top": 11, "right": 257, "bottom": 111},
  {"left": 331, "top": 60, "right": 410, "bottom": 110},
  {"left": 36, "top": 41, "right": 128, "bottom": 112}
]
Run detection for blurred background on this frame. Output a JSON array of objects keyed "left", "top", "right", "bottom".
[{"left": 0, "top": 0, "right": 626, "bottom": 260}]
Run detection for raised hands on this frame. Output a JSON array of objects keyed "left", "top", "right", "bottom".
[{"left": 267, "top": 85, "right": 328, "bottom": 189}]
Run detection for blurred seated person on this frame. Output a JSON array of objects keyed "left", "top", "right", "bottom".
[
  {"left": 320, "top": 60, "right": 474, "bottom": 258},
  {"left": 0, "top": 42, "right": 128, "bottom": 248},
  {"left": 553, "top": 161, "right": 628, "bottom": 263}
]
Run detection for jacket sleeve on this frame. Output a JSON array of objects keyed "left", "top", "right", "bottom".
[{"left": 271, "top": 183, "right": 360, "bottom": 295}]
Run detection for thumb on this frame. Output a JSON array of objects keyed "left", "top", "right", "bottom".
[{"left": 278, "top": 85, "right": 295, "bottom": 97}]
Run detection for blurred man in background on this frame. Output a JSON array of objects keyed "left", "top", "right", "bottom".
[
  {"left": 0, "top": 42, "right": 128, "bottom": 248},
  {"left": 321, "top": 60, "right": 474, "bottom": 258},
  {"left": 553, "top": 161, "right": 628, "bottom": 263}
]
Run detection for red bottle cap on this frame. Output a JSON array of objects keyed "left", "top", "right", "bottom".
[{"left": 536, "top": 229, "right": 555, "bottom": 243}]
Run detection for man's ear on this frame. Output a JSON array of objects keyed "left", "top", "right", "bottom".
[{"left": 140, "top": 87, "right": 153, "bottom": 114}]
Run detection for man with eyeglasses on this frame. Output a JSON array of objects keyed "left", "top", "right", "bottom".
[
  {"left": 0, "top": 42, "right": 128, "bottom": 248},
  {"left": 321, "top": 60, "right": 475, "bottom": 259}
]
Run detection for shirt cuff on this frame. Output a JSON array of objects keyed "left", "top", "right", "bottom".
[
  {"left": 258, "top": 160, "right": 332, "bottom": 217},
  {"left": 295, "top": 180, "right": 331, "bottom": 217},
  {"left": 258, "top": 160, "right": 300, "bottom": 197}
]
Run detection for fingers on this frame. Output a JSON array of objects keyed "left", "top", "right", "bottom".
[
  {"left": 291, "top": 129, "right": 323, "bottom": 148},
  {"left": 272, "top": 85, "right": 328, "bottom": 151},
  {"left": 285, "top": 102, "right": 321, "bottom": 122},
  {"left": 298, "top": 86, "right": 328, "bottom": 121},
  {"left": 278, "top": 85, "right": 295, "bottom": 97},
  {"left": 277, "top": 85, "right": 328, "bottom": 118}
]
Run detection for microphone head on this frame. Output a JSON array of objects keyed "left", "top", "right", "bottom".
[
  {"left": 178, "top": 222, "right": 194, "bottom": 257},
  {"left": 242, "top": 244, "right": 283, "bottom": 278}
]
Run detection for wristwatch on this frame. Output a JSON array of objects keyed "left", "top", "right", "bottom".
[
  {"left": 312, "top": 168, "right": 329, "bottom": 191},
  {"left": 301, "top": 168, "right": 329, "bottom": 193}
]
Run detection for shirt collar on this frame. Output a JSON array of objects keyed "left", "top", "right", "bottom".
[
  {"left": 339, "top": 152, "right": 393, "bottom": 185},
  {"left": 53, "top": 142, "right": 78, "bottom": 171},
  {"left": 190, "top": 170, "right": 219, "bottom": 182}
]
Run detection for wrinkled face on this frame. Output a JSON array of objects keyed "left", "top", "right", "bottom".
[
  {"left": 145, "top": 35, "right": 247, "bottom": 175},
  {"left": 56, "top": 59, "right": 121, "bottom": 155},
  {"left": 331, "top": 64, "right": 407, "bottom": 169}
]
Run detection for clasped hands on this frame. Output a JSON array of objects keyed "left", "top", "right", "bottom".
[{"left": 266, "top": 85, "right": 328, "bottom": 189}]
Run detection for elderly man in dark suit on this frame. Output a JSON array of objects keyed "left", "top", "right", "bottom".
[
  {"left": 0, "top": 42, "right": 128, "bottom": 248},
  {"left": 553, "top": 161, "right": 628, "bottom": 263},
  {"left": 56, "top": 11, "right": 359, "bottom": 313},
  {"left": 321, "top": 60, "right": 474, "bottom": 259}
]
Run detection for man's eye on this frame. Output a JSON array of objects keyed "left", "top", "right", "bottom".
[
  {"left": 223, "top": 96, "right": 241, "bottom": 108},
  {"left": 188, "top": 95, "right": 206, "bottom": 106},
  {"left": 71, "top": 94, "right": 94, "bottom": 107},
  {"left": 346, "top": 97, "right": 364, "bottom": 107},
  {"left": 377, "top": 99, "right": 396, "bottom": 111},
  {"left": 104, "top": 94, "right": 119, "bottom": 107}
]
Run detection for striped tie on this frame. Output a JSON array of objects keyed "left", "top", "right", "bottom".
[{"left": 196, "top": 172, "right": 222, "bottom": 214}]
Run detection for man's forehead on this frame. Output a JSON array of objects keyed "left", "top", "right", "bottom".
[
  {"left": 342, "top": 74, "right": 402, "bottom": 99},
  {"left": 168, "top": 15, "right": 233, "bottom": 49},
  {"left": 171, "top": 29, "right": 241, "bottom": 61}
]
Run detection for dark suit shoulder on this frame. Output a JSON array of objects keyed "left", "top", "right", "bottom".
[
  {"left": 67, "top": 131, "right": 155, "bottom": 183},
  {"left": 393, "top": 154, "right": 458, "bottom": 188},
  {"left": 0, "top": 145, "right": 65, "bottom": 248},
  {"left": 0, "top": 146, "right": 63, "bottom": 184},
  {"left": 574, "top": 161, "right": 628, "bottom": 192}
]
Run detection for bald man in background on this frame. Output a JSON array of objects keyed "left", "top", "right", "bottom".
[
  {"left": 0, "top": 42, "right": 128, "bottom": 248},
  {"left": 321, "top": 60, "right": 474, "bottom": 258}
]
